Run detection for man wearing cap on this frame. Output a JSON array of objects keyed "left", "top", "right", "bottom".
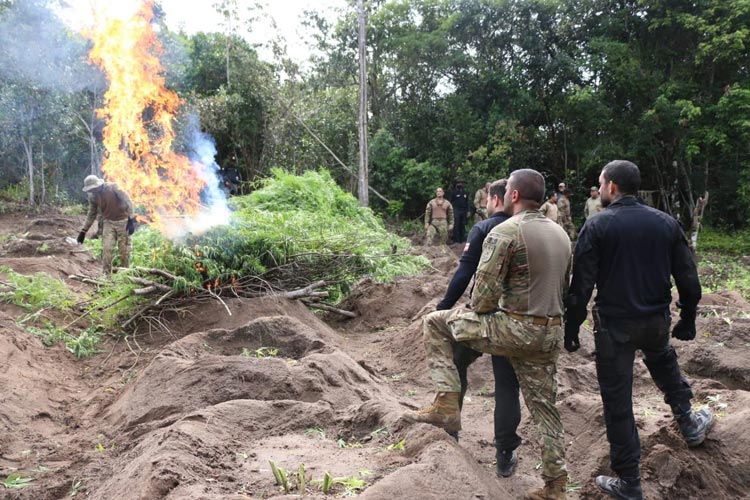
[
  {"left": 76, "top": 175, "right": 135, "bottom": 275},
  {"left": 584, "top": 186, "right": 603, "bottom": 220},
  {"left": 557, "top": 182, "right": 566, "bottom": 200}
]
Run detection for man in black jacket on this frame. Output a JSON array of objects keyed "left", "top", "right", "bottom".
[
  {"left": 564, "top": 160, "right": 712, "bottom": 500},
  {"left": 435, "top": 179, "right": 521, "bottom": 478},
  {"left": 450, "top": 180, "right": 471, "bottom": 243}
]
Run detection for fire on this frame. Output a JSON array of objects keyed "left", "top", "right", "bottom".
[{"left": 87, "top": 0, "right": 208, "bottom": 234}]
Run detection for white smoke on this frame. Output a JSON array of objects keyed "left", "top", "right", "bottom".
[{"left": 160, "top": 114, "right": 231, "bottom": 240}]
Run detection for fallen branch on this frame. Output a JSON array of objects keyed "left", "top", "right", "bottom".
[
  {"left": 128, "top": 277, "right": 172, "bottom": 293},
  {"left": 301, "top": 299, "right": 357, "bottom": 318},
  {"left": 277, "top": 280, "right": 327, "bottom": 299}
]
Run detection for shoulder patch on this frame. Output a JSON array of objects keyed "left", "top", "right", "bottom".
[{"left": 463, "top": 242, "right": 470, "bottom": 252}]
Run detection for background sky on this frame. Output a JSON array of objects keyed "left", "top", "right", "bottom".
[{"left": 60, "top": 0, "right": 348, "bottom": 64}]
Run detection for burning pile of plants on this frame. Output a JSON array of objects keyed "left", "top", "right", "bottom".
[{"left": 79, "top": 168, "right": 429, "bottom": 331}]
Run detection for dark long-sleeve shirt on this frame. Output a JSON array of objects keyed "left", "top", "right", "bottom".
[
  {"left": 436, "top": 211, "right": 510, "bottom": 310},
  {"left": 565, "top": 196, "right": 701, "bottom": 330}
]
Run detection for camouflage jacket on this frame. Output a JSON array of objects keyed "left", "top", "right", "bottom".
[
  {"left": 557, "top": 196, "right": 573, "bottom": 228},
  {"left": 471, "top": 210, "right": 572, "bottom": 317},
  {"left": 425, "top": 198, "right": 454, "bottom": 226},
  {"left": 82, "top": 183, "right": 134, "bottom": 232}
]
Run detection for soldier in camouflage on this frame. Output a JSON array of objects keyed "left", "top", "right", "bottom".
[
  {"left": 424, "top": 187, "right": 454, "bottom": 245},
  {"left": 405, "top": 169, "right": 572, "bottom": 500},
  {"left": 76, "top": 175, "right": 135, "bottom": 275},
  {"left": 557, "top": 188, "right": 576, "bottom": 240},
  {"left": 474, "top": 181, "right": 491, "bottom": 222}
]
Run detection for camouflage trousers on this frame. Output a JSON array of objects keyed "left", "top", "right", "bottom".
[
  {"left": 102, "top": 218, "right": 131, "bottom": 275},
  {"left": 423, "top": 308, "right": 567, "bottom": 480},
  {"left": 474, "top": 208, "right": 487, "bottom": 223},
  {"left": 426, "top": 219, "right": 449, "bottom": 245}
]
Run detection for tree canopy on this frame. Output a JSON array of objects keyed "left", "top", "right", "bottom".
[{"left": 0, "top": 0, "right": 747, "bottom": 229}]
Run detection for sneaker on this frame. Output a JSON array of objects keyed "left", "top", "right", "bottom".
[
  {"left": 595, "top": 475, "right": 643, "bottom": 500},
  {"left": 677, "top": 407, "right": 714, "bottom": 447},
  {"left": 496, "top": 449, "right": 518, "bottom": 478}
]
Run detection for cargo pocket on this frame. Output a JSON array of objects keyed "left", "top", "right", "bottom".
[{"left": 447, "top": 310, "right": 486, "bottom": 342}]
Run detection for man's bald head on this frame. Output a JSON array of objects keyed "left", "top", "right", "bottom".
[{"left": 508, "top": 169, "right": 545, "bottom": 206}]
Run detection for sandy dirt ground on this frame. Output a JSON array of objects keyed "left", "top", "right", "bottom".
[{"left": 0, "top": 212, "right": 749, "bottom": 499}]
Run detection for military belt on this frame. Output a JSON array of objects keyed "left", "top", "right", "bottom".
[{"left": 506, "top": 311, "right": 562, "bottom": 327}]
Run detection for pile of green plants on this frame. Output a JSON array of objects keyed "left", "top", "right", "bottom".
[{"left": 89, "top": 168, "right": 429, "bottom": 306}]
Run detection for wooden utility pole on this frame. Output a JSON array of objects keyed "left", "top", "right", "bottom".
[{"left": 357, "top": 0, "right": 369, "bottom": 207}]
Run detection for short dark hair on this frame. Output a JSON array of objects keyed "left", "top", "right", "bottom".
[
  {"left": 509, "top": 169, "right": 545, "bottom": 205},
  {"left": 489, "top": 179, "right": 507, "bottom": 200},
  {"left": 602, "top": 160, "right": 641, "bottom": 195}
]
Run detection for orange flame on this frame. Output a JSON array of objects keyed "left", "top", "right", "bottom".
[{"left": 87, "top": 1, "right": 205, "bottom": 232}]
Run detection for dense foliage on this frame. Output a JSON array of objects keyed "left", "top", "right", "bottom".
[
  {"left": 90, "top": 169, "right": 429, "bottom": 301},
  {"left": 0, "top": 0, "right": 748, "bottom": 230}
]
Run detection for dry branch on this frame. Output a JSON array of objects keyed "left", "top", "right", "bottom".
[
  {"left": 301, "top": 299, "right": 357, "bottom": 318},
  {"left": 277, "top": 280, "right": 327, "bottom": 299}
]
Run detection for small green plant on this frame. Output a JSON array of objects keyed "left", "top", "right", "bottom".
[
  {"left": 305, "top": 427, "right": 326, "bottom": 439},
  {"left": 385, "top": 438, "right": 406, "bottom": 451},
  {"left": 566, "top": 478, "right": 582, "bottom": 493},
  {"left": 252, "top": 347, "right": 279, "bottom": 358},
  {"left": 321, "top": 471, "right": 334, "bottom": 494},
  {"left": 26, "top": 324, "right": 102, "bottom": 358},
  {"left": 36, "top": 242, "right": 51, "bottom": 254},
  {"left": 69, "top": 479, "right": 83, "bottom": 497},
  {"left": 2, "top": 473, "right": 33, "bottom": 489},
  {"left": 297, "top": 464, "right": 307, "bottom": 494},
  {"left": 269, "top": 460, "right": 290, "bottom": 493},
  {"left": 370, "top": 427, "right": 389, "bottom": 438}
]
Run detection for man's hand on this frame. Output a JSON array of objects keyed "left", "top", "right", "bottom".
[
  {"left": 126, "top": 217, "right": 135, "bottom": 235},
  {"left": 76, "top": 231, "right": 86, "bottom": 244},
  {"left": 448, "top": 225, "right": 454, "bottom": 231},
  {"left": 564, "top": 325, "right": 580, "bottom": 352},
  {"left": 672, "top": 308, "right": 697, "bottom": 341}
]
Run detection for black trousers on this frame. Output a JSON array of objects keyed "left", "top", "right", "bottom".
[
  {"left": 594, "top": 310, "right": 694, "bottom": 479},
  {"left": 453, "top": 212, "right": 468, "bottom": 243},
  {"left": 453, "top": 344, "right": 522, "bottom": 451}
]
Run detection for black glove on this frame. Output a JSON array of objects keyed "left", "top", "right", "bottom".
[
  {"left": 564, "top": 325, "right": 580, "bottom": 352},
  {"left": 672, "top": 307, "right": 697, "bottom": 341},
  {"left": 76, "top": 231, "right": 86, "bottom": 244},
  {"left": 126, "top": 217, "right": 135, "bottom": 235}
]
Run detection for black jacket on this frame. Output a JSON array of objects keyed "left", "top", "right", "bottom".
[
  {"left": 565, "top": 196, "right": 701, "bottom": 330},
  {"left": 436, "top": 211, "right": 510, "bottom": 310}
]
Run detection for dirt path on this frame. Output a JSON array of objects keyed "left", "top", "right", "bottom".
[{"left": 1, "top": 213, "right": 749, "bottom": 499}]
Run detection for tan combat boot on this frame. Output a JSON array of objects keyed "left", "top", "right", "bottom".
[
  {"left": 403, "top": 392, "right": 461, "bottom": 433},
  {"left": 525, "top": 474, "right": 567, "bottom": 500}
]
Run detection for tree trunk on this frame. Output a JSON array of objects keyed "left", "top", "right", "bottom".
[
  {"left": 40, "top": 143, "right": 46, "bottom": 204},
  {"left": 357, "top": 0, "right": 369, "bottom": 207},
  {"left": 21, "top": 137, "right": 34, "bottom": 205}
]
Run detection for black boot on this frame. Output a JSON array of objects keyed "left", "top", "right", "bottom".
[
  {"left": 673, "top": 405, "right": 713, "bottom": 447},
  {"left": 496, "top": 448, "right": 517, "bottom": 478},
  {"left": 595, "top": 475, "right": 643, "bottom": 500}
]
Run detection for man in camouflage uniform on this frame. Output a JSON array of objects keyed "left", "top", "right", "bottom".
[
  {"left": 424, "top": 187, "right": 454, "bottom": 245},
  {"left": 76, "top": 175, "right": 135, "bottom": 275},
  {"left": 557, "top": 188, "right": 576, "bottom": 240},
  {"left": 584, "top": 186, "right": 602, "bottom": 220},
  {"left": 474, "top": 181, "right": 491, "bottom": 222},
  {"left": 540, "top": 191, "right": 559, "bottom": 223},
  {"left": 406, "top": 169, "right": 572, "bottom": 500}
]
